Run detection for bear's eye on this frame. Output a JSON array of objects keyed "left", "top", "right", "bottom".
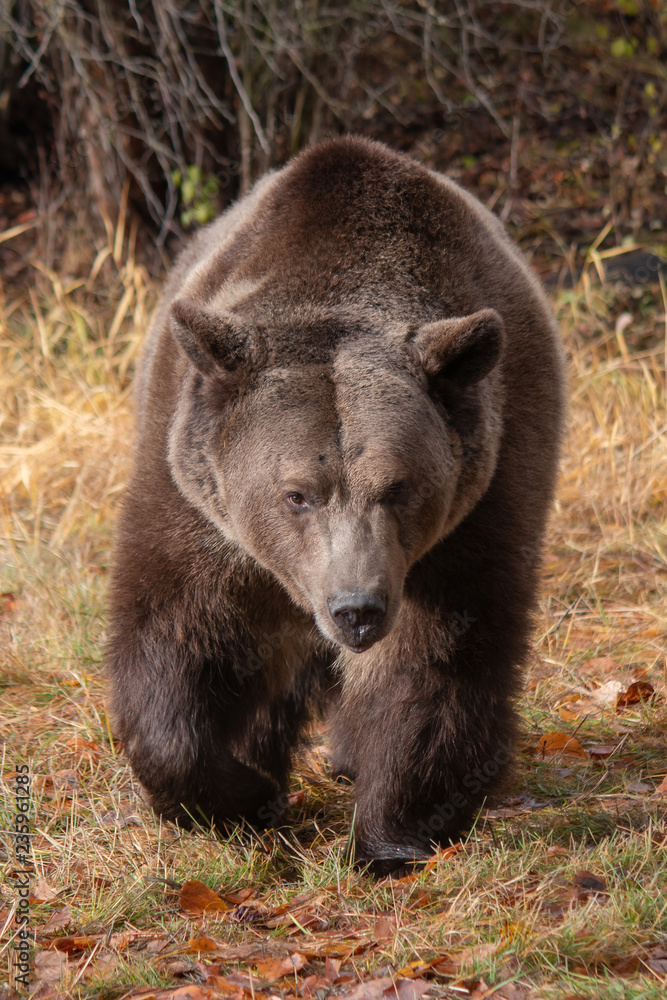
[
  {"left": 383, "top": 482, "right": 407, "bottom": 505},
  {"left": 286, "top": 492, "right": 309, "bottom": 509}
]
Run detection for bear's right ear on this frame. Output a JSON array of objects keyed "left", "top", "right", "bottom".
[{"left": 170, "top": 298, "right": 253, "bottom": 377}]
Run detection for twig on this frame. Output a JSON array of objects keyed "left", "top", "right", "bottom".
[{"left": 214, "top": 0, "right": 270, "bottom": 155}]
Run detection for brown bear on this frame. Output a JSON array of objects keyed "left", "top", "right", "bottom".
[{"left": 107, "top": 135, "right": 565, "bottom": 872}]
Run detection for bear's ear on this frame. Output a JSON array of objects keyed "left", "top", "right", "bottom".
[
  {"left": 409, "top": 308, "right": 505, "bottom": 388},
  {"left": 170, "top": 298, "right": 253, "bottom": 377}
]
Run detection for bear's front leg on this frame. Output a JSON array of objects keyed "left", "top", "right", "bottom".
[
  {"left": 106, "top": 494, "right": 303, "bottom": 830},
  {"left": 331, "top": 605, "right": 521, "bottom": 871},
  {"left": 108, "top": 615, "right": 284, "bottom": 828}
]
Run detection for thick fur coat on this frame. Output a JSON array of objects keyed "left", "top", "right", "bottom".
[{"left": 107, "top": 136, "right": 565, "bottom": 870}]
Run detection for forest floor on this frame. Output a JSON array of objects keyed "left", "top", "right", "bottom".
[{"left": 1, "top": 193, "right": 666, "bottom": 1000}]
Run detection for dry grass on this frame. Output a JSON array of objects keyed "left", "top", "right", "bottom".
[{"left": 0, "top": 227, "right": 666, "bottom": 1000}]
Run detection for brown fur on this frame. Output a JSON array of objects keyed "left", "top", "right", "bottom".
[{"left": 107, "top": 136, "right": 565, "bottom": 870}]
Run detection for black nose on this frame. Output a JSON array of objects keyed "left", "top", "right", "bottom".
[{"left": 327, "top": 591, "right": 387, "bottom": 647}]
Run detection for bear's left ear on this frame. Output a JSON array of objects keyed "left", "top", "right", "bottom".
[
  {"left": 409, "top": 308, "right": 505, "bottom": 388},
  {"left": 170, "top": 298, "right": 258, "bottom": 378}
]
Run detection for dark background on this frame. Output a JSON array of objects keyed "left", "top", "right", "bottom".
[{"left": 2, "top": 0, "right": 666, "bottom": 288}]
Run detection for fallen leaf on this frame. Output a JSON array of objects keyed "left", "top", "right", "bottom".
[
  {"left": 609, "top": 954, "right": 644, "bottom": 975},
  {"left": 300, "top": 933, "right": 371, "bottom": 959},
  {"left": 395, "top": 961, "right": 431, "bottom": 979},
  {"left": 31, "top": 878, "right": 59, "bottom": 903},
  {"left": 286, "top": 910, "right": 330, "bottom": 932},
  {"left": 146, "top": 935, "right": 171, "bottom": 954},
  {"left": 340, "top": 978, "right": 393, "bottom": 1000},
  {"left": 653, "top": 776, "right": 667, "bottom": 797},
  {"left": 160, "top": 959, "right": 195, "bottom": 976},
  {"left": 0, "top": 592, "right": 19, "bottom": 615},
  {"left": 51, "top": 934, "right": 101, "bottom": 953},
  {"left": 389, "top": 980, "right": 431, "bottom": 1000},
  {"left": 299, "top": 974, "right": 331, "bottom": 995},
  {"left": 254, "top": 952, "right": 306, "bottom": 982},
  {"left": 188, "top": 936, "right": 225, "bottom": 954},
  {"left": 645, "top": 945, "right": 667, "bottom": 974},
  {"left": 202, "top": 975, "right": 244, "bottom": 997},
  {"left": 587, "top": 744, "right": 618, "bottom": 760},
  {"left": 64, "top": 736, "right": 101, "bottom": 756},
  {"left": 423, "top": 842, "right": 464, "bottom": 869},
  {"left": 373, "top": 916, "right": 397, "bottom": 941},
  {"left": 410, "top": 890, "right": 435, "bottom": 911},
  {"left": 536, "top": 732, "right": 587, "bottom": 757},
  {"left": 616, "top": 681, "right": 655, "bottom": 708},
  {"left": 179, "top": 880, "right": 228, "bottom": 915},
  {"left": 222, "top": 887, "right": 256, "bottom": 905},
  {"left": 107, "top": 929, "right": 146, "bottom": 951},
  {"left": 573, "top": 870, "right": 607, "bottom": 893},
  {"left": 626, "top": 780, "right": 651, "bottom": 793},
  {"left": 34, "top": 949, "right": 71, "bottom": 982},
  {"left": 206, "top": 943, "right": 287, "bottom": 962},
  {"left": 324, "top": 957, "right": 341, "bottom": 982},
  {"left": 39, "top": 906, "right": 71, "bottom": 935},
  {"left": 591, "top": 680, "right": 625, "bottom": 706}
]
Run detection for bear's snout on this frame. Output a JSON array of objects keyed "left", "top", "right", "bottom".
[{"left": 327, "top": 590, "right": 387, "bottom": 652}]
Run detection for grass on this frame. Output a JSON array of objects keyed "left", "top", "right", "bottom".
[{"left": 0, "top": 225, "right": 666, "bottom": 1000}]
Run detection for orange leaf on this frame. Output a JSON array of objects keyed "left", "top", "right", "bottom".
[
  {"left": 395, "top": 960, "right": 431, "bottom": 978},
  {"left": 51, "top": 934, "right": 101, "bottom": 953},
  {"left": 204, "top": 974, "right": 246, "bottom": 997},
  {"left": 179, "top": 880, "right": 228, "bottom": 915},
  {"left": 616, "top": 681, "right": 655, "bottom": 708},
  {"left": 423, "top": 842, "right": 463, "bottom": 871},
  {"left": 187, "top": 936, "right": 225, "bottom": 954},
  {"left": 300, "top": 973, "right": 332, "bottom": 995},
  {"left": 255, "top": 952, "right": 306, "bottom": 983},
  {"left": 0, "top": 592, "right": 19, "bottom": 615},
  {"left": 65, "top": 736, "right": 101, "bottom": 756},
  {"left": 536, "top": 732, "right": 587, "bottom": 757}
]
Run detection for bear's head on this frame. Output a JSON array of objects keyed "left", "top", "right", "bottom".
[{"left": 167, "top": 300, "right": 505, "bottom": 653}]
